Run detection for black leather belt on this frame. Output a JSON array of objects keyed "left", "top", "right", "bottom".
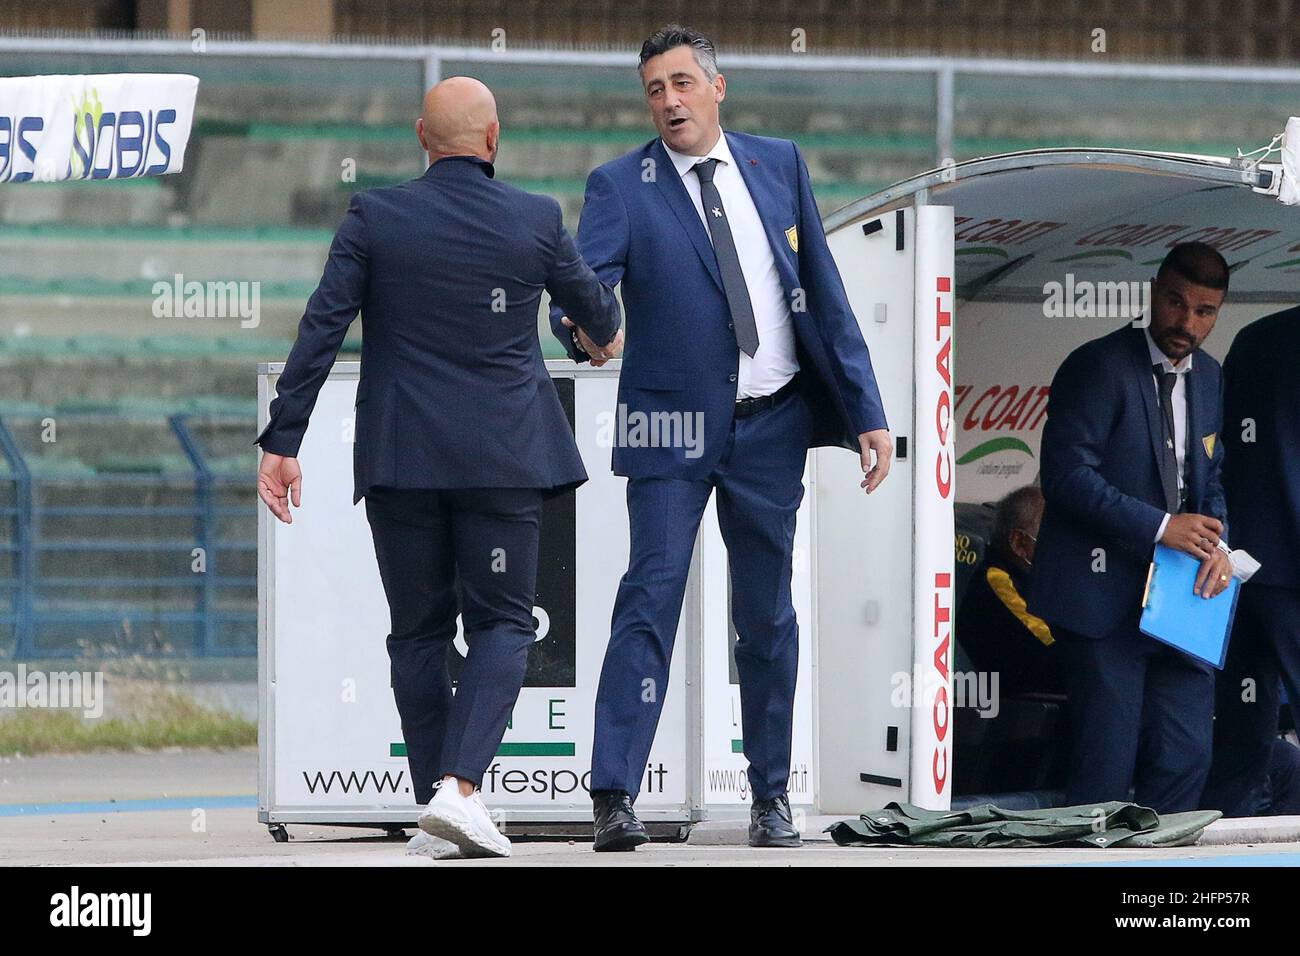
[{"left": 734, "top": 378, "right": 798, "bottom": 420}]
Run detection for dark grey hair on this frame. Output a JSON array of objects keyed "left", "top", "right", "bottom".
[
  {"left": 638, "top": 24, "right": 718, "bottom": 81},
  {"left": 993, "top": 485, "right": 1044, "bottom": 556}
]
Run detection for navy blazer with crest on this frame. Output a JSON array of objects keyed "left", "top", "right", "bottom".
[
  {"left": 548, "top": 130, "right": 887, "bottom": 478},
  {"left": 1028, "top": 323, "right": 1228, "bottom": 639}
]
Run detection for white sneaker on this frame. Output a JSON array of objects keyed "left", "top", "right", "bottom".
[
  {"left": 418, "top": 782, "right": 512, "bottom": 858},
  {"left": 405, "top": 830, "right": 461, "bottom": 860}
]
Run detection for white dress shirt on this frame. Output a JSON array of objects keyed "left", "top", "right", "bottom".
[
  {"left": 1145, "top": 326, "right": 1191, "bottom": 543},
  {"left": 1144, "top": 328, "right": 1231, "bottom": 556},
  {"left": 662, "top": 129, "right": 799, "bottom": 399}
]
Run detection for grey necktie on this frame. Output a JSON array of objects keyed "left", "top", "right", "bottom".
[
  {"left": 692, "top": 158, "right": 760, "bottom": 357},
  {"left": 1154, "top": 365, "right": 1183, "bottom": 514}
]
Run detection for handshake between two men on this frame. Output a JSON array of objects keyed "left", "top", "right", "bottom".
[{"left": 256, "top": 26, "right": 898, "bottom": 859}]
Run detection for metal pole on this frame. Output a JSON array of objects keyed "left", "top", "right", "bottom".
[
  {"left": 935, "top": 66, "right": 955, "bottom": 167},
  {"left": 170, "top": 415, "right": 215, "bottom": 656},
  {"left": 2, "top": 36, "right": 1300, "bottom": 84},
  {"left": 422, "top": 51, "right": 441, "bottom": 167},
  {"left": 0, "top": 417, "right": 35, "bottom": 658}
]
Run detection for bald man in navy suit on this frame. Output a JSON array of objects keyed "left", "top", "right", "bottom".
[{"left": 255, "top": 77, "right": 620, "bottom": 858}]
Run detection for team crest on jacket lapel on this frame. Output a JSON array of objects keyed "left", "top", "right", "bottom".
[
  {"left": 785, "top": 225, "right": 798, "bottom": 253},
  {"left": 1203, "top": 432, "right": 1216, "bottom": 458}
]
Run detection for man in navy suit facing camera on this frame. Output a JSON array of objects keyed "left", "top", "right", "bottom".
[
  {"left": 553, "top": 24, "right": 892, "bottom": 851},
  {"left": 1029, "top": 242, "right": 1233, "bottom": 813}
]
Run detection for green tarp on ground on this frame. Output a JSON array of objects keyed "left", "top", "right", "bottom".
[{"left": 826, "top": 802, "right": 1221, "bottom": 848}]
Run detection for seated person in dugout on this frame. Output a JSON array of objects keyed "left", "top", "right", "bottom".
[
  {"left": 957, "top": 486, "right": 1065, "bottom": 698},
  {"left": 956, "top": 486, "right": 1300, "bottom": 811}
]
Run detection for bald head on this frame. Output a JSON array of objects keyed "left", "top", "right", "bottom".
[{"left": 417, "top": 76, "right": 500, "bottom": 164}]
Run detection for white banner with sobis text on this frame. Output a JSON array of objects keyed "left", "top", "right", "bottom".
[{"left": 0, "top": 72, "right": 198, "bottom": 183}]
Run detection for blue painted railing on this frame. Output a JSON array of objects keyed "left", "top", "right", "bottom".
[{"left": 0, "top": 413, "right": 256, "bottom": 659}]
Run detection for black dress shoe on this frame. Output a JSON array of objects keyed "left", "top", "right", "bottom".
[
  {"left": 592, "top": 790, "right": 650, "bottom": 852},
  {"left": 749, "top": 793, "right": 802, "bottom": 847}
]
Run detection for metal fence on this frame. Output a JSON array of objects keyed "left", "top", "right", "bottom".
[
  {"left": 0, "top": 412, "right": 255, "bottom": 659},
  {"left": 5, "top": 34, "right": 1300, "bottom": 169}
]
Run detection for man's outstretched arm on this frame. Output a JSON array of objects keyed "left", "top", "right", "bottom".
[
  {"left": 544, "top": 200, "right": 623, "bottom": 363},
  {"left": 549, "top": 167, "right": 629, "bottom": 363}
]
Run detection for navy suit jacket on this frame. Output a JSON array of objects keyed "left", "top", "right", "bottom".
[
  {"left": 549, "top": 131, "right": 887, "bottom": 478},
  {"left": 1222, "top": 307, "right": 1300, "bottom": 591},
  {"left": 1028, "top": 324, "right": 1228, "bottom": 639},
  {"left": 255, "top": 156, "right": 621, "bottom": 503}
]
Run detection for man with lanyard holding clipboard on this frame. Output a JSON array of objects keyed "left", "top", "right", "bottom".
[{"left": 1028, "top": 242, "right": 1233, "bottom": 813}]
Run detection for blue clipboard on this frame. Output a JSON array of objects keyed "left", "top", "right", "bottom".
[{"left": 1139, "top": 543, "right": 1240, "bottom": 669}]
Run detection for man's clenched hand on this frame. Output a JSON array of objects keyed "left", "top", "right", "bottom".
[
  {"left": 561, "top": 316, "right": 623, "bottom": 367},
  {"left": 258, "top": 451, "right": 302, "bottom": 524}
]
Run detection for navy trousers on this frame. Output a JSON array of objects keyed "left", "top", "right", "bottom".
[
  {"left": 1203, "top": 584, "right": 1300, "bottom": 816},
  {"left": 1058, "top": 617, "right": 1215, "bottom": 813},
  {"left": 364, "top": 485, "right": 544, "bottom": 804},
  {"left": 591, "top": 387, "right": 812, "bottom": 802}
]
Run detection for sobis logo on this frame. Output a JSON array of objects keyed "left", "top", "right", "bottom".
[{"left": 0, "top": 87, "right": 182, "bottom": 182}]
